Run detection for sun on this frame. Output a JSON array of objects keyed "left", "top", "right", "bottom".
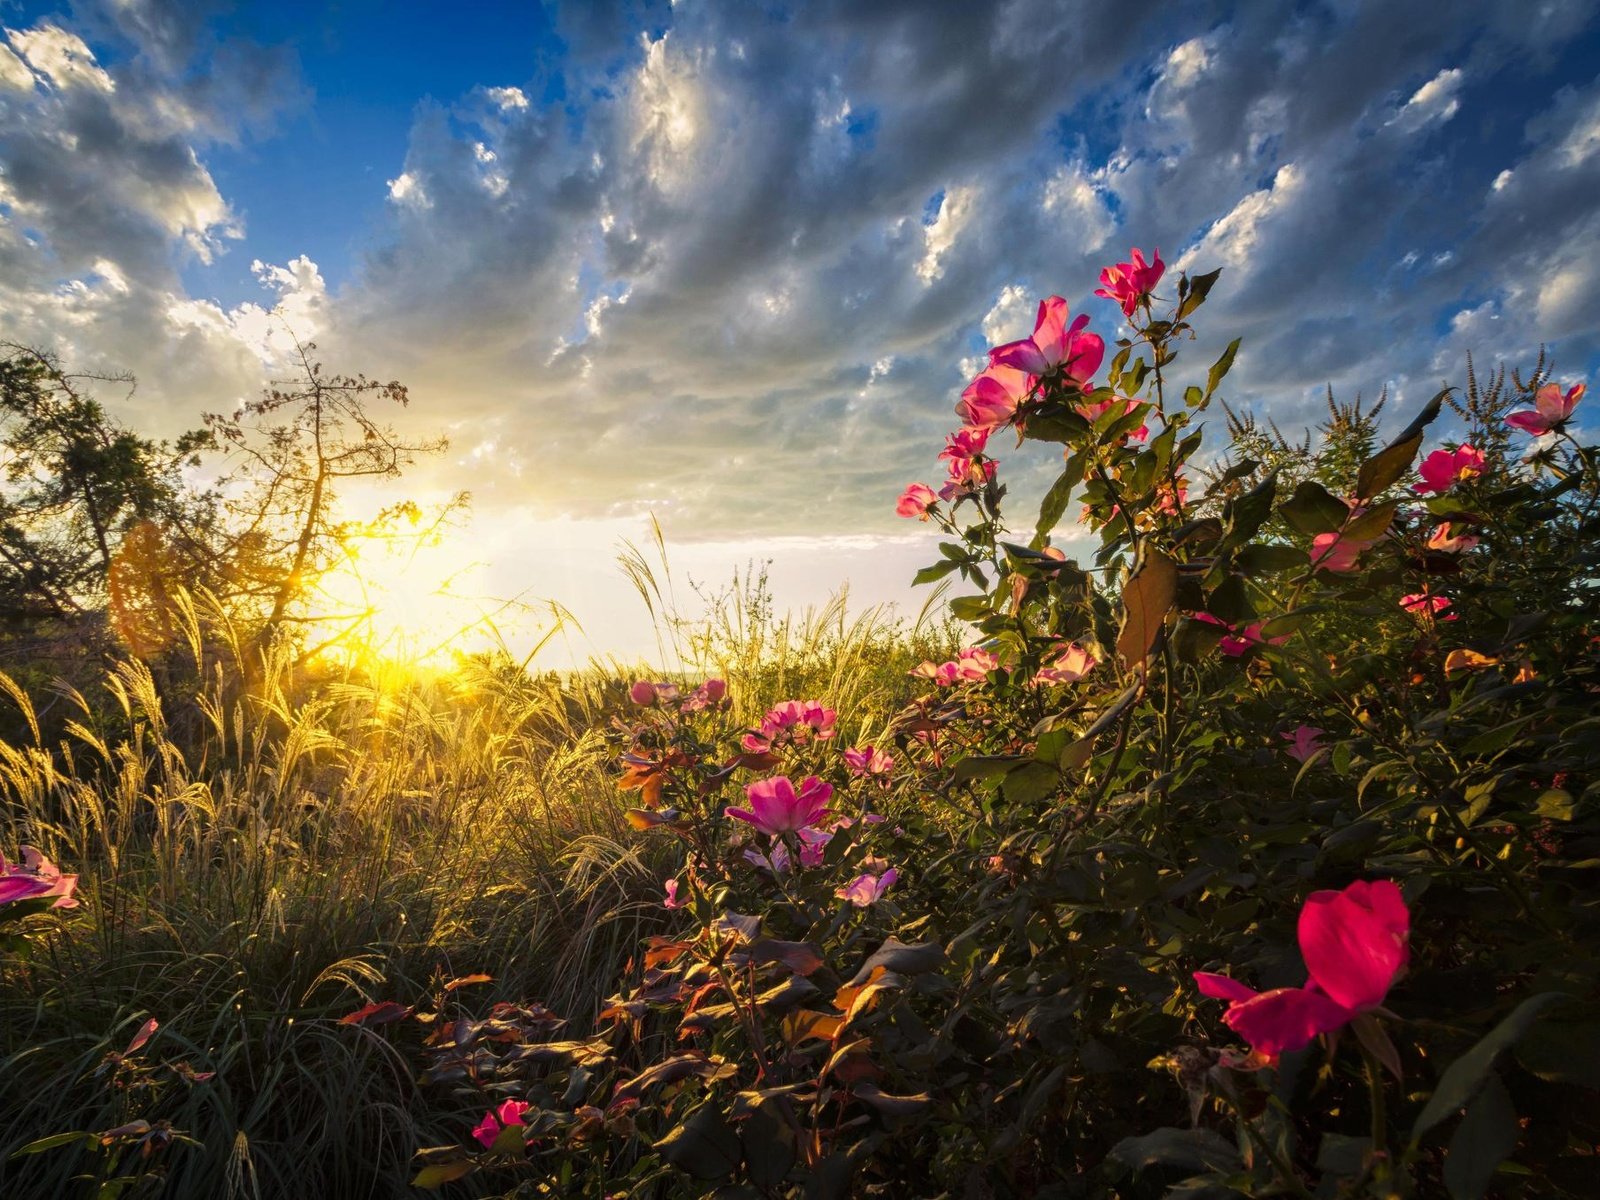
[{"left": 307, "top": 524, "right": 500, "bottom": 670}]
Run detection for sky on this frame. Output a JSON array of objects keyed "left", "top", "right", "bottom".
[{"left": 2, "top": 0, "right": 1599, "bottom": 666}]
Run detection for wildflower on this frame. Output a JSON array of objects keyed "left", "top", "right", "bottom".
[
  {"left": 1193, "top": 613, "right": 1288, "bottom": 657},
  {"left": 1310, "top": 530, "right": 1372, "bottom": 574},
  {"left": 725, "top": 775, "right": 832, "bottom": 837},
  {"left": 911, "top": 646, "right": 999, "bottom": 686},
  {"left": 628, "top": 680, "right": 679, "bottom": 707},
  {"left": 1094, "top": 246, "right": 1165, "bottom": 317},
  {"left": 1506, "top": 381, "right": 1583, "bottom": 436},
  {"left": 1032, "top": 641, "right": 1098, "bottom": 684},
  {"left": 743, "top": 826, "right": 830, "bottom": 874},
  {"left": 1425, "top": 523, "right": 1478, "bottom": 553},
  {"left": 0, "top": 846, "right": 79, "bottom": 909},
  {"left": 1280, "top": 726, "right": 1325, "bottom": 763},
  {"left": 896, "top": 483, "right": 939, "bottom": 519},
  {"left": 680, "top": 678, "right": 727, "bottom": 712},
  {"left": 989, "top": 296, "right": 1105, "bottom": 385},
  {"left": 1399, "top": 593, "right": 1455, "bottom": 621},
  {"left": 472, "top": 1098, "right": 531, "bottom": 1150},
  {"left": 837, "top": 859, "right": 899, "bottom": 908},
  {"left": 843, "top": 745, "right": 895, "bottom": 779},
  {"left": 742, "top": 700, "right": 837, "bottom": 753},
  {"left": 1412, "top": 445, "right": 1486, "bottom": 495},
  {"left": 1194, "top": 880, "right": 1409, "bottom": 1059},
  {"left": 956, "top": 362, "right": 1034, "bottom": 431},
  {"left": 663, "top": 879, "right": 684, "bottom": 910}
]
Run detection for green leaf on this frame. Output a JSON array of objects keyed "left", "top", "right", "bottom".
[
  {"left": 1203, "top": 337, "right": 1241, "bottom": 403},
  {"left": 912, "top": 561, "right": 958, "bottom": 586},
  {"left": 1177, "top": 268, "right": 1222, "bottom": 320},
  {"left": 1412, "top": 993, "right": 1565, "bottom": 1141},
  {"left": 740, "top": 1105, "right": 797, "bottom": 1187},
  {"left": 11, "top": 1131, "right": 93, "bottom": 1157},
  {"left": 948, "top": 595, "right": 989, "bottom": 622},
  {"left": 410, "top": 1161, "right": 473, "bottom": 1188},
  {"left": 1355, "top": 432, "right": 1423, "bottom": 500},
  {"left": 1034, "top": 461, "right": 1081, "bottom": 545},
  {"left": 1235, "top": 542, "right": 1306, "bottom": 577},
  {"left": 1535, "top": 789, "right": 1574, "bottom": 821},
  {"left": 1110, "top": 1127, "right": 1242, "bottom": 1175},
  {"left": 954, "top": 754, "right": 1025, "bottom": 782},
  {"left": 1444, "top": 1074, "right": 1517, "bottom": 1200},
  {"left": 1343, "top": 498, "right": 1399, "bottom": 542},
  {"left": 655, "top": 1104, "right": 742, "bottom": 1181},
  {"left": 1002, "top": 760, "right": 1059, "bottom": 806},
  {"left": 1278, "top": 480, "right": 1348, "bottom": 535},
  {"left": 1219, "top": 469, "right": 1277, "bottom": 550}
]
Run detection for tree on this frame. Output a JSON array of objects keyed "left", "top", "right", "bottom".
[
  {"left": 202, "top": 335, "right": 453, "bottom": 658},
  {"left": 0, "top": 344, "right": 211, "bottom": 645}
]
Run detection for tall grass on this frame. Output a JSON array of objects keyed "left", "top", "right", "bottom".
[{"left": 0, "top": 569, "right": 952, "bottom": 1196}]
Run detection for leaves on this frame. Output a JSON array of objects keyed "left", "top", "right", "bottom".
[
  {"left": 1116, "top": 546, "right": 1176, "bottom": 671},
  {"left": 1412, "top": 993, "right": 1565, "bottom": 1140},
  {"left": 654, "top": 1104, "right": 742, "bottom": 1181},
  {"left": 1278, "top": 480, "right": 1348, "bottom": 535},
  {"left": 1109, "top": 1127, "right": 1242, "bottom": 1174},
  {"left": 338, "top": 1000, "right": 412, "bottom": 1027},
  {"left": 1444, "top": 1074, "right": 1517, "bottom": 1200}
]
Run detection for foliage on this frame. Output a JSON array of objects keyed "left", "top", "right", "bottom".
[{"left": 1, "top": 252, "right": 1597, "bottom": 1200}]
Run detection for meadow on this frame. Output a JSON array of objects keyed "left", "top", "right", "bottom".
[{"left": 1, "top": 253, "right": 1596, "bottom": 1199}]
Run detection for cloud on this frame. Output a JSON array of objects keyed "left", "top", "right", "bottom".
[
  {"left": 4, "top": 0, "right": 1600, "bottom": 557},
  {"left": 1386, "top": 67, "right": 1465, "bottom": 133}
]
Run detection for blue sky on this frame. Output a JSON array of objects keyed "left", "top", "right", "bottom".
[{"left": 2, "top": 0, "right": 1599, "bottom": 662}]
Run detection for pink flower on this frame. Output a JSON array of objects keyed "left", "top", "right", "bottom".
[
  {"left": 1280, "top": 725, "right": 1325, "bottom": 764},
  {"left": 663, "top": 879, "right": 684, "bottom": 909},
  {"left": 725, "top": 775, "right": 833, "bottom": 837},
  {"left": 628, "top": 680, "right": 679, "bottom": 707},
  {"left": 1194, "top": 614, "right": 1288, "bottom": 657},
  {"left": 1309, "top": 531, "right": 1372, "bottom": 574},
  {"left": 742, "top": 700, "right": 838, "bottom": 753},
  {"left": 896, "top": 482, "right": 939, "bottom": 519},
  {"left": 912, "top": 646, "right": 999, "bottom": 687},
  {"left": 843, "top": 745, "right": 895, "bottom": 779},
  {"left": 1400, "top": 592, "right": 1456, "bottom": 621},
  {"left": 938, "top": 458, "right": 996, "bottom": 502},
  {"left": 1094, "top": 246, "right": 1165, "bottom": 317},
  {"left": 0, "top": 846, "right": 78, "bottom": 910},
  {"left": 939, "top": 426, "right": 990, "bottom": 470},
  {"left": 837, "top": 860, "right": 899, "bottom": 908},
  {"left": 1412, "top": 445, "right": 1486, "bottom": 495},
  {"left": 956, "top": 363, "right": 1035, "bottom": 431},
  {"left": 989, "top": 296, "right": 1105, "bottom": 385},
  {"left": 472, "top": 1098, "right": 531, "bottom": 1149},
  {"left": 680, "top": 678, "right": 727, "bottom": 712},
  {"left": 743, "top": 826, "right": 831, "bottom": 874},
  {"left": 1076, "top": 396, "right": 1148, "bottom": 442},
  {"left": 1506, "top": 382, "right": 1583, "bottom": 436},
  {"left": 1194, "top": 880, "right": 1409, "bottom": 1059},
  {"left": 1425, "top": 523, "right": 1478, "bottom": 553},
  {"left": 1032, "top": 641, "right": 1098, "bottom": 685}
]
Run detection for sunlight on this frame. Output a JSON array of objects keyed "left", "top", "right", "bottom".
[{"left": 307, "top": 522, "right": 501, "bottom": 670}]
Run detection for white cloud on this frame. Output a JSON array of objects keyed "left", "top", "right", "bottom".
[
  {"left": 386, "top": 171, "right": 430, "bottom": 208},
  {"left": 1386, "top": 67, "right": 1464, "bottom": 133},
  {"left": 7, "top": 24, "right": 115, "bottom": 92},
  {"left": 916, "top": 186, "right": 975, "bottom": 283},
  {"left": 484, "top": 86, "right": 528, "bottom": 111},
  {"left": 981, "top": 284, "right": 1034, "bottom": 345},
  {"left": 0, "top": 41, "right": 34, "bottom": 90}
]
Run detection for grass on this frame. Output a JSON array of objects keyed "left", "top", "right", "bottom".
[{"left": 0, "top": 570, "right": 955, "bottom": 1197}]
